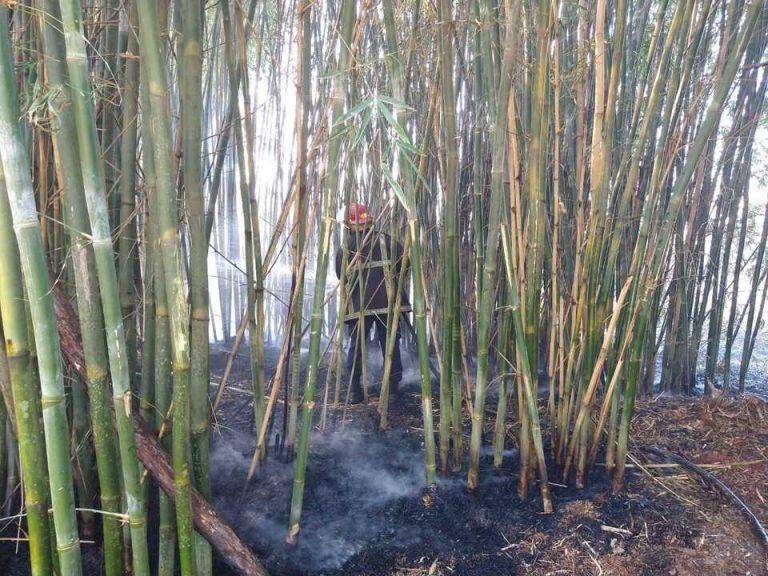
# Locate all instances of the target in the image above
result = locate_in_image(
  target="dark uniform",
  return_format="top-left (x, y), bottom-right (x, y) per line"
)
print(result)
top-left (335, 227), bottom-right (410, 400)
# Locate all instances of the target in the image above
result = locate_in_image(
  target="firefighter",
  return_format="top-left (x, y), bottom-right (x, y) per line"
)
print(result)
top-left (335, 203), bottom-right (410, 403)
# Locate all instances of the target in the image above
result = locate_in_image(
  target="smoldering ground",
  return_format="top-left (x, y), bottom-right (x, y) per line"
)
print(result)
top-left (211, 426), bottom-right (425, 572)
top-left (209, 413), bottom-right (529, 576)
top-left (207, 340), bottom-right (614, 576)
top-left (205, 339), bottom-right (734, 576)
top-left (207, 338), bottom-right (543, 575)
top-left (207, 394), bottom-right (679, 576)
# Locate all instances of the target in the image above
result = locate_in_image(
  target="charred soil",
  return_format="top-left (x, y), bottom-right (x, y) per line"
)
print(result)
top-left (205, 364), bottom-right (768, 576)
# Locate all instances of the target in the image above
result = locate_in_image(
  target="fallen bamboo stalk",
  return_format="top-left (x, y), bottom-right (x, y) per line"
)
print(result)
top-left (640, 445), bottom-right (768, 548)
top-left (53, 284), bottom-right (270, 576)
top-left (132, 415), bottom-right (269, 576)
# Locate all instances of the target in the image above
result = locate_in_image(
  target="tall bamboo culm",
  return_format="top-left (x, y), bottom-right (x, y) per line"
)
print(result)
top-left (0, 8), bottom-right (82, 573)
top-left (179, 0), bottom-right (212, 572)
top-left (135, 0), bottom-right (197, 572)
top-left (56, 0), bottom-right (151, 571)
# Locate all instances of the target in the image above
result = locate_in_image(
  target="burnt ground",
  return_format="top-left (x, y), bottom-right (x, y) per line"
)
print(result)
top-left (208, 382), bottom-right (768, 576)
top-left (1, 342), bottom-right (767, 575)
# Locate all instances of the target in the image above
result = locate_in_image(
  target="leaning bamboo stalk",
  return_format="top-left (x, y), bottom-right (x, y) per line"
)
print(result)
top-left (588, 301), bottom-right (642, 468)
top-left (131, 415), bottom-right (270, 576)
top-left (379, 234), bottom-right (412, 429)
top-left (246, 197), bottom-right (322, 472)
top-left (53, 286), bottom-right (270, 576)
top-left (563, 275), bottom-right (632, 480)
top-left (56, 0), bottom-right (151, 570)
top-left (287, 0), bottom-right (356, 541)
top-left (0, 10), bottom-right (81, 572)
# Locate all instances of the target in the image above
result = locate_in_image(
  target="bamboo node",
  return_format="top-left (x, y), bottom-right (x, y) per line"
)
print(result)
top-left (41, 393), bottom-right (65, 408)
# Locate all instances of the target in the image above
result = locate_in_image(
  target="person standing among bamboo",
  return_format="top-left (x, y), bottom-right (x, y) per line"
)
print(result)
top-left (336, 203), bottom-right (410, 403)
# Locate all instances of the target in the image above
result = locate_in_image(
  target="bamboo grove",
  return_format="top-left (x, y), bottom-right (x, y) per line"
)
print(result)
top-left (0, 0), bottom-right (766, 574)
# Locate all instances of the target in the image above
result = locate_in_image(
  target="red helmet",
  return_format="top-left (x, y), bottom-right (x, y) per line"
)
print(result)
top-left (348, 203), bottom-right (371, 226)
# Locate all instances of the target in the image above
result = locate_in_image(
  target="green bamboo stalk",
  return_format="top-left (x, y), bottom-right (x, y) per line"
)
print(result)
top-left (179, 0), bottom-right (211, 571)
top-left (492, 285), bottom-right (513, 469)
top-left (0, 167), bottom-right (53, 576)
top-left (523, 0), bottom-right (550, 383)
top-left (239, 5), bottom-right (267, 447)
top-left (286, 0), bottom-right (312, 455)
top-left (380, 0), bottom-right (437, 487)
top-left (24, 313), bottom-right (62, 576)
top-left (471, 0), bottom-right (485, 308)
top-left (70, 372), bottom-right (96, 537)
top-left (397, 161), bottom-right (439, 485)
top-left (380, 84), bottom-right (436, 427)
top-left (117, 0), bottom-right (141, 401)
top-left (56, 0), bottom-right (152, 571)
top-left (135, 0), bottom-right (197, 571)
top-left (739, 196), bottom-right (768, 390)
top-left (0, 392), bottom-right (5, 506)
top-left (202, 0), bottom-right (259, 245)
top-left (287, 0), bottom-right (356, 541)
top-left (0, 9), bottom-right (82, 572)
top-left (221, 1), bottom-right (267, 457)
top-left (154, 253), bottom-right (177, 576)
top-left (138, 59), bottom-right (177, 574)
top-left (722, 185), bottom-right (750, 394)
top-left (722, 56), bottom-right (766, 391)
top-left (438, 0), bottom-right (459, 475)
top-left (0, 323), bottom-right (15, 436)
top-left (467, 0), bottom-right (515, 492)
top-left (99, 0), bottom-right (122, 229)
top-left (334, 188), bottom-right (354, 409)
top-left (450, 316), bottom-right (463, 470)
top-left (136, 0), bottom-right (154, 436)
